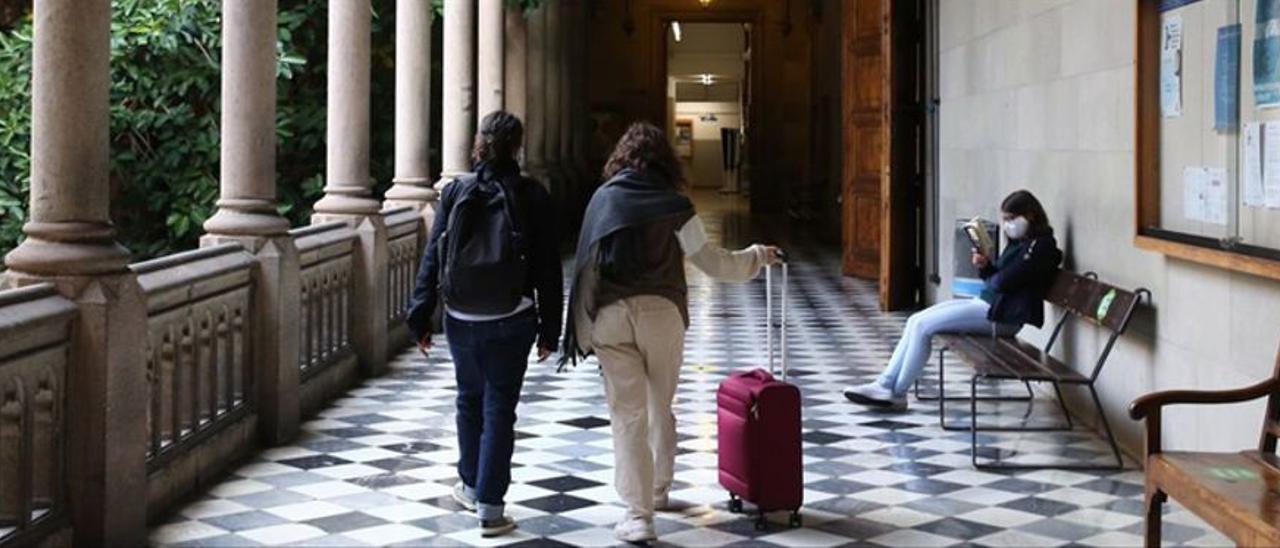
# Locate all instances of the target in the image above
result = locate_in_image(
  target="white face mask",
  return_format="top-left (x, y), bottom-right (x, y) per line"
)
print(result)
top-left (1003, 216), bottom-right (1030, 240)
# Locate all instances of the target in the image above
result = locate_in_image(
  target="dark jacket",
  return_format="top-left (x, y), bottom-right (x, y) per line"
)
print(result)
top-left (595, 212), bottom-right (694, 326)
top-left (560, 168), bottom-right (695, 367)
top-left (979, 230), bottom-right (1062, 329)
top-left (405, 160), bottom-right (563, 350)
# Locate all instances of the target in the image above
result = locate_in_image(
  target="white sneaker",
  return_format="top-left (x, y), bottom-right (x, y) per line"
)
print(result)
top-left (452, 481), bottom-right (477, 512)
top-left (843, 382), bottom-right (908, 411)
top-left (614, 517), bottom-right (657, 543)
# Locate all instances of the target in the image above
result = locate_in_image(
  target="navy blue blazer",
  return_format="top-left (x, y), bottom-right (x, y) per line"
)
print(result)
top-left (979, 231), bottom-right (1062, 329)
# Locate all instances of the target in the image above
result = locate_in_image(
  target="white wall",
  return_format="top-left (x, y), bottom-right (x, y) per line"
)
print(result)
top-left (938, 0), bottom-right (1280, 455)
top-left (675, 101), bottom-right (742, 189)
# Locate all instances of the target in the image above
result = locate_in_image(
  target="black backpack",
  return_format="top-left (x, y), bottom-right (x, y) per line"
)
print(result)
top-left (439, 174), bottom-right (529, 315)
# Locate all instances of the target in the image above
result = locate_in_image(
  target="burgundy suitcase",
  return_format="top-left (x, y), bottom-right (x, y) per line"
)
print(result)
top-left (717, 262), bottom-right (803, 530)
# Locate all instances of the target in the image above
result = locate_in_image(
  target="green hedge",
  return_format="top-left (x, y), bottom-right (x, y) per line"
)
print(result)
top-left (0, 0), bottom-right (407, 260)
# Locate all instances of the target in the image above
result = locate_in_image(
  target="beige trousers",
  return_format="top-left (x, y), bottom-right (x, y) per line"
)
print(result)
top-left (591, 295), bottom-right (686, 522)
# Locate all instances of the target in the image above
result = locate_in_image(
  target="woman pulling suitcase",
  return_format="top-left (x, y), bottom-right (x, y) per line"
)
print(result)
top-left (561, 122), bottom-right (783, 543)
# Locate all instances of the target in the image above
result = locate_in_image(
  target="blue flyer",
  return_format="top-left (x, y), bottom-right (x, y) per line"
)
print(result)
top-left (1216, 24), bottom-right (1241, 131)
top-left (1255, 0), bottom-right (1280, 108)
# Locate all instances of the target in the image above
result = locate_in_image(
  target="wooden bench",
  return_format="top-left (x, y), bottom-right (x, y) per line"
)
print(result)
top-left (1130, 348), bottom-right (1280, 548)
top-left (924, 271), bottom-right (1150, 470)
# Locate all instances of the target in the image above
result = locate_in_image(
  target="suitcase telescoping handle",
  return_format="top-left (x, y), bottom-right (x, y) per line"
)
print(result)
top-left (765, 251), bottom-right (789, 381)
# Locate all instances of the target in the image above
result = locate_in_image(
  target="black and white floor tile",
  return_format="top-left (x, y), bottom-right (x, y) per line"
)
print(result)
top-left (151, 202), bottom-right (1228, 547)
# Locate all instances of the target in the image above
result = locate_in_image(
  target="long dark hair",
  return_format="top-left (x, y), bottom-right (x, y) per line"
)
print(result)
top-left (602, 122), bottom-right (686, 189)
top-left (1001, 190), bottom-right (1052, 237)
top-left (472, 110), bottom-right (523, 165)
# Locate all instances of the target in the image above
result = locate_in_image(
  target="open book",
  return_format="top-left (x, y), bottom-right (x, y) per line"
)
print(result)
top-left (963, 216), bottom-right (997, 259)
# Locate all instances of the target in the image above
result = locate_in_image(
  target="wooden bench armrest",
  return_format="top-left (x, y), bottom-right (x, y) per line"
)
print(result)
top-left (1129, 378), bottom-right (1280, 421)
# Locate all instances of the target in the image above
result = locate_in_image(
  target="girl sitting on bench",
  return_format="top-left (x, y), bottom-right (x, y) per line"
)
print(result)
top-left (843, 190), bottom-right (1063, 411)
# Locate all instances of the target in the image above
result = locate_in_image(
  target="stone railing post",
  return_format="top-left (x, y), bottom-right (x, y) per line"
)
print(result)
top-left (313, 0), bottom-right (389, 377)
top-left (384, 0), bottom-right (438, 237)
top-left (438, 0), bottom-right (476, 188)
top-left (2, 0), bottom-right (147, 544)
top-left (201, 0), bottom-right (301, 446)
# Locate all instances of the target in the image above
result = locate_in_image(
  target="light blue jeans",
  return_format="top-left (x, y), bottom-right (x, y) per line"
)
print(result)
top-left (877, 298), bottom-right (1021, 396)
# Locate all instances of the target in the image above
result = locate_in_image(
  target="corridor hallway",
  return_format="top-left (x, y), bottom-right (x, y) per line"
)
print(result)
top-left (149, 193), bottom-right (1227, 547)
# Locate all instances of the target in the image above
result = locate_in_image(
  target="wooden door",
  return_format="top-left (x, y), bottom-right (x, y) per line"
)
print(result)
top-left (883, 0), bottom-right (927, 310)
top-left (841, 0), bottom-right (887, 280)
top-left (842, 0), bottom-right (927, 310)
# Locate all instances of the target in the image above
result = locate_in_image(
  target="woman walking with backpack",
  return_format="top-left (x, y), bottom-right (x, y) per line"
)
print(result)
top-left (406, 111), bottom-right (562, 538)
top-left (561, 122), bottom-right (782, 543)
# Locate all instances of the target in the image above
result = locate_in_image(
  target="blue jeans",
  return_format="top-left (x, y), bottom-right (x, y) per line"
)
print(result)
top-left (445, 309), bottom-right (536, 520)
top-left (877, 298), bottom-right (1020, 396)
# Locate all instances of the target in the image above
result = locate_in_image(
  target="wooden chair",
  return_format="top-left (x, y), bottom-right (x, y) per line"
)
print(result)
top-left (925, 271), bottom-right (1150, 469)
top-left (1130, 347), bottom-right (1280, 548)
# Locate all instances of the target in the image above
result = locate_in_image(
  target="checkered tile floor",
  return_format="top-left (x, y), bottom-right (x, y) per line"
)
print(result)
top-left (151, 202), bottom-right (1228, 547)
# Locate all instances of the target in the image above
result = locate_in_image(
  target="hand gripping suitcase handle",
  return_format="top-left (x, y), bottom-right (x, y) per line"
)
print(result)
top-left (765, 255), bottom-right (789, 381)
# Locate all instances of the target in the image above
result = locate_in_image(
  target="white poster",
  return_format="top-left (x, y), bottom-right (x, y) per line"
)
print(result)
top-left (1244, 122), bottom-right (1266, 207)
top-left (1162, 14), bottom-right (1184, 117)
top-left (1184, 166), bottom-right (1207, 222)
top-left (1268, 122), bottom-right (1280, 208)
top-left (1204, 167), bottom-right (1229, 225)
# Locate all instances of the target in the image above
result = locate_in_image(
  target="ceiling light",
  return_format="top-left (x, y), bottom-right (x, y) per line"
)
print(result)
top-left (672, 21), bottom-right (682, 42)
top-left (698, 0), bottom-right (712, 7)
top-left (700, 74), bottom-right (714, 86)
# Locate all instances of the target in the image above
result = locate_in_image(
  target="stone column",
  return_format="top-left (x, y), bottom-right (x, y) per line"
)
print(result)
top-left (439, 0), bottom-right (476, 186)
top-left (477, 0), bottom-right (504, 120)
top-left (503, 5), bottom-right (528, 132)
top-left (571, 0), bottom-right (592, 188)
top-left (202, 0), bottom-right (301, 445)
top-left (384, 0), bottom-right (438, 231)
top-left (313, 0), bottom-right (388, 376)
top-left (543, 0), bottom-right (563, 189)
top-left (558, 0), bottom-right (578, 197)
top-left (524, 4), bottom-right (548, 180)
top-left (2, 0), bottom-right (147, 544)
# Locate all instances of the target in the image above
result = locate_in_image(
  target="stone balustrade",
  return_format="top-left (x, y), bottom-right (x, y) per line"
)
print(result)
top-left (384, 207), bottom-right (423, 352)
top-left (131, 244), bottom-right (258, 517)
top-left (0, 284), bottom-right (76, 547)
top-left (291, 222), bottom-right (360, 417)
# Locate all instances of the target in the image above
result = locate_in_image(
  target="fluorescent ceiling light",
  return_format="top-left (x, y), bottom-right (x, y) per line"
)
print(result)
top-left (672, 21), bottom-right (682, 42)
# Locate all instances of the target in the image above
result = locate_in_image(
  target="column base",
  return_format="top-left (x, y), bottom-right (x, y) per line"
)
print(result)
top-left (434, 170), bottom-right (474, 191)
top-left (203, 203), bottom-right (291, 237)
top-left (313, 188), bottom-right (382, 216)
top-left (3, 223), bottom-right (131, 277)
top-left (385, 177), bottom-right (440, 204)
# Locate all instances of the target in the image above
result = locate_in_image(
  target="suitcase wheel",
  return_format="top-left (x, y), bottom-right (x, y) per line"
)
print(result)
top-left (754, 516), bottom-right (768, 531)
top-left (788, 511), bottom-right (802, 528)
top-left (728, 496), bottom-right (743, 514)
